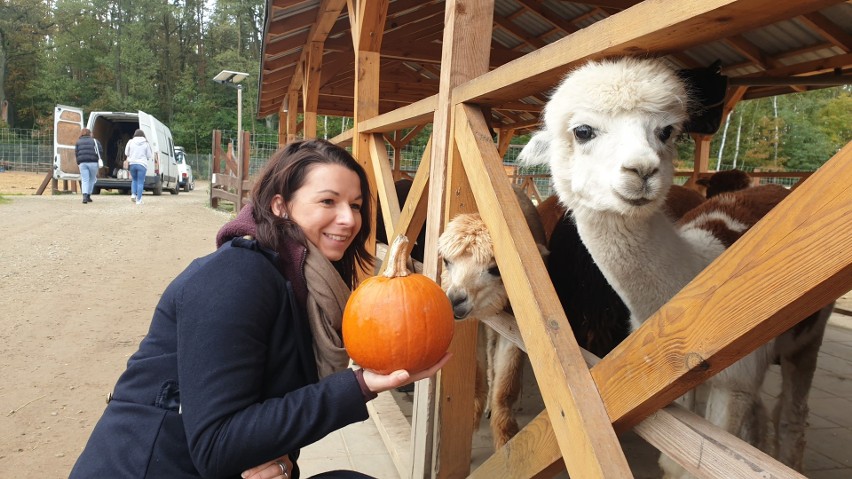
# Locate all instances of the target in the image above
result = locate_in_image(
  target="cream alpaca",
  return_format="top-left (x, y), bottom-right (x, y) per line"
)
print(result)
top-left (520, 56), bottom-right (829, 476)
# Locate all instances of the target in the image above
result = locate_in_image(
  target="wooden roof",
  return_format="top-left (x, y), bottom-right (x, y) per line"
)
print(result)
top-left (258, 0), bottom-right (852, 127)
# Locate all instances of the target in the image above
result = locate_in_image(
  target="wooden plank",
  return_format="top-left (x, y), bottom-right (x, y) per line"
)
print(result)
top-left (453, 0), bottom-right (843, 106)
top-left (35, 170), bottom-right (53, 195)
top-left (455, 102), bottom-right (632, 478)
top-left (634, 404), bottom-right (807, 479)
top-left (593, 140), bottom-right (852, 430)
top-left (357, 95), bottom-right (437, 134)
top-left (416, 2), bottom-right (496, 478)
top-left (211, 189), bottom-right (239, 204)
top-left (352, 49), bottom-right (382, 161)
top-left (473, 312), bottom-right (806, 479)
top-left (301, 41), bottom-right (324, 139)
top-left (285, 0), bottom-right (346, 96)
top-left (366, 391), bottom-right (412, 479)
top-left (379, 137), bottom-right (432, 276)
top-left (468, 410), bottom-right (564, 479)
top-left (286, 94), bottom-right (299, 143)
top-left (328, 128), bottom-right (354, 146)
top-left (368, 134), bottom-right (401, 245)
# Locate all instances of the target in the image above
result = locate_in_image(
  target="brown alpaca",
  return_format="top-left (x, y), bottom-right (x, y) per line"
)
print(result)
top-left (438, 186), bottom-right (547, 449)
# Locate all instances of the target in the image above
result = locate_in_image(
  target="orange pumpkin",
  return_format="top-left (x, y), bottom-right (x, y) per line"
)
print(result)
top-left (343, 235), bottom-right (454, 374)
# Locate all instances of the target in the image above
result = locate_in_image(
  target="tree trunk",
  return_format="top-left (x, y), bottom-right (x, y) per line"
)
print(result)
top-left (716, 111), bottom-right (732, 170)
top-left (772, 96), bottom-right (779, 167)
top-left (733, 109), bottom-right (743, 169)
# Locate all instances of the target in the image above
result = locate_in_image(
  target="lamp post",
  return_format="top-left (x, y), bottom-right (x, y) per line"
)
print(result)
top-left (212, 70), bottom-right (250, 166)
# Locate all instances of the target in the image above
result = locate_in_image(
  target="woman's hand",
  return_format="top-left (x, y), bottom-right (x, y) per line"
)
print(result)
top-left (362, 352), bottom-right (453, 394)
top-left (241, 454), bottom-right (293, 479)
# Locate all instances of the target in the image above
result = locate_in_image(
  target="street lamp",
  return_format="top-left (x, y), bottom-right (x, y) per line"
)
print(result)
top-left (212, 70), bottom-right (250, 166)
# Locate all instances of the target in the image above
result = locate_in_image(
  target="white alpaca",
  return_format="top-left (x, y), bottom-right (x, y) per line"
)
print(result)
top-left (437, 187), bottom-right (548, 449)
top-left (520, 57), bottom-right (829, 476)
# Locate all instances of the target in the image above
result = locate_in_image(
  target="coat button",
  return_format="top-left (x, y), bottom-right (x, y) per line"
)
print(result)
top-left (105, 392), bottom-right (113, 404)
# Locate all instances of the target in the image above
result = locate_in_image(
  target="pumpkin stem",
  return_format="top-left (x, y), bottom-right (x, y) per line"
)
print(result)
top-left (384, 235), bottom-right (411, 278)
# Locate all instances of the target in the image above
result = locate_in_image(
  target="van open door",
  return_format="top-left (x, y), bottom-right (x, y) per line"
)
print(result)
top-left (53, 105), bottom-right (84, 180)
top-left (137, 110), bottom-right (159, 174)
top-left (138, 109), bottom-right (179, 194)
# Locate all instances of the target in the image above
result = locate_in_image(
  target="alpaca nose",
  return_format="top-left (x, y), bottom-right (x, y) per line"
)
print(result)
top-left (622, 165), bottom-right (658, 181)
top-left (447, 291), bottom-right (471, 319)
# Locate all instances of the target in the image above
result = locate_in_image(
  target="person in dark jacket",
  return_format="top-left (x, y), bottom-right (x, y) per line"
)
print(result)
top-left (75, 128), bottom-right (104, 204)
top-left (69, 139), bottom-right (451, 479)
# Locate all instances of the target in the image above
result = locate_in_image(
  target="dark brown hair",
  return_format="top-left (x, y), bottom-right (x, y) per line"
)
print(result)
top-left (133, 129), bottom-right (146, 138)
top-left (79, 128), bottom-right (92, 137)
top-left (251, 139), bottom-right (374, 287)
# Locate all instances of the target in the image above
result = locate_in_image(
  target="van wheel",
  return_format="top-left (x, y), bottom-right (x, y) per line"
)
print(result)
top-left (93, 187), bottom-right (101, 195)
top-left (153, 178), bottom-right (163, 196)
top-left (182, 183), bottom-right (189, 192)
top-left (170, 185), bottom-right (179, 195)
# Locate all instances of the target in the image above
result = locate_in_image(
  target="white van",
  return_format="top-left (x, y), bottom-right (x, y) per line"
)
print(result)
top-left (53, 105), bottom-right (180, 195)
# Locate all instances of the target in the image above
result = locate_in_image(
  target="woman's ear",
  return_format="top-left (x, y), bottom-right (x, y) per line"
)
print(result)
top-left (271, 194), bottom-right (288, 218)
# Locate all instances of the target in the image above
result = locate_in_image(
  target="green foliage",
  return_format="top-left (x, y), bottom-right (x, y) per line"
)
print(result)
top-left (2, 0), bottom-right (266, 152)
top-left (707, 88), bottom-right (851, 171)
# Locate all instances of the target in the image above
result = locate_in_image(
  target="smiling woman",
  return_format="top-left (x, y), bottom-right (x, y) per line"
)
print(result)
top-left (68, 139), bottom-right (452, 479)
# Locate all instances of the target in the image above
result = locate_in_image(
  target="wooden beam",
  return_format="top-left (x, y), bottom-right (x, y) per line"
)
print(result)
top-left (286, 0), bottom-right (346, 95)
top-left (368, 134), bottom-right (401, 246)
top-left (302, 41), bottom-right (324, 138)
top-left (593, 140), bottom-right (852, 430)
top-left (467, 328), bottom-right (806, 479)
top-left (409, 2), bottom-right (497, 477)
top-left (455, 102), bottom-right (633, 478)
top-left (799, 12), bottom-right (852, 52)
top-left (357, 95), bottom-right (437, 134)
top-left (379, 138), bottom-right (432, 276)
top-left (453, 0), bottom-right (843, 106)
top-left (286, 94), bottom-right (298, 143)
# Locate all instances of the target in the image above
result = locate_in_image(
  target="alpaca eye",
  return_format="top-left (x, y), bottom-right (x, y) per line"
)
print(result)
top-left (487, 265), bottom-right (500, 277)
top-left (442, 258), bottom-right (451, 269)
top-left (658, 125), bottom-right (674, 142)
top-left (573, 125), bottom-right (596, 143)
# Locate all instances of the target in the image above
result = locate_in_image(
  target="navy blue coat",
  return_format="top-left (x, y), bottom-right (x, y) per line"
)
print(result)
top-left (75, 136), bottom-right (103, 164)
top-left (70, 237), bottom-right (369, 479)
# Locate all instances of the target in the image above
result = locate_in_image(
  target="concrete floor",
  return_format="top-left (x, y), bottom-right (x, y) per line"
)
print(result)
top-left (299, 307), bottom-right (852, 479)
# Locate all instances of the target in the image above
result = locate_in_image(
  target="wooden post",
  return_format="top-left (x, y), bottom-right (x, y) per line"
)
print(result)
top-left (210, 129), bottom-right (221, 209)
top-left (287, 93), bottom-right (299, 143)
top-left (412, 1), bottom-right (496, 477)
top-left (302, 41), bottom-right (323, 139)
top-left (278, 110), bottom-right (287, 148)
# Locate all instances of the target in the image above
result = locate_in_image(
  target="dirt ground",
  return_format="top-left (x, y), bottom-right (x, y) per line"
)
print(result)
top-left (0, 171), bottom-right (232, 476)
top-left (1, 171), bottom-right (850, 477)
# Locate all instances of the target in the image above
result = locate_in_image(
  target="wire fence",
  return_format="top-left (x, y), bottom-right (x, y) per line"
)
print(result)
top-left (0, 128), bottom-right (54, 173)
top-left (0, 127), bottom-right (813, 193)
top-left (0, 128), bottom-right (282, 181)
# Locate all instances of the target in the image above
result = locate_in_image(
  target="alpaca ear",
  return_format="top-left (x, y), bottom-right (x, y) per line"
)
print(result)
top-left (518, 129), bottom-right (553, 166)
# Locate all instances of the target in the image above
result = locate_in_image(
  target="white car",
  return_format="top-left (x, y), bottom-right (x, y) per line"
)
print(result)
top-left (174, 146), bottom-right (194, 192)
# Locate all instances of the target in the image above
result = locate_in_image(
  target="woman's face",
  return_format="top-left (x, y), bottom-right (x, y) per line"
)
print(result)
top-left (280, 164), bottom-right (363, 261)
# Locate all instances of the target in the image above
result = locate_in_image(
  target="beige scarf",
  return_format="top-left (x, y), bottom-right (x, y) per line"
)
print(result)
top-left (303, 242), bottom-right (352, 378)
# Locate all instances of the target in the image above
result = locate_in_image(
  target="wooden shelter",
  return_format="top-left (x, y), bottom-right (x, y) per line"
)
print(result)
top-left (258, 1), bottom-right (852, 478)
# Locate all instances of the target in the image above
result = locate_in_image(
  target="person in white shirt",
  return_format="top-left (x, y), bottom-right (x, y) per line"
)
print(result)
top-left (124, 129), bottom-right (153, 204)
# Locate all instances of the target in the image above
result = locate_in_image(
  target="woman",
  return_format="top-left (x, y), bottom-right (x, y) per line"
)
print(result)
top-left (74, 128), bottom-right (103, 204)
top-left (70, 139), bottom-right (450, 479)
top-left (124, 128), bottom-right (152, 204)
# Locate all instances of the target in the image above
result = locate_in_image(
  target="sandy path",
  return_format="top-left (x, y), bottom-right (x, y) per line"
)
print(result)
top-left (0, 177), bottom-right (231, 476)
